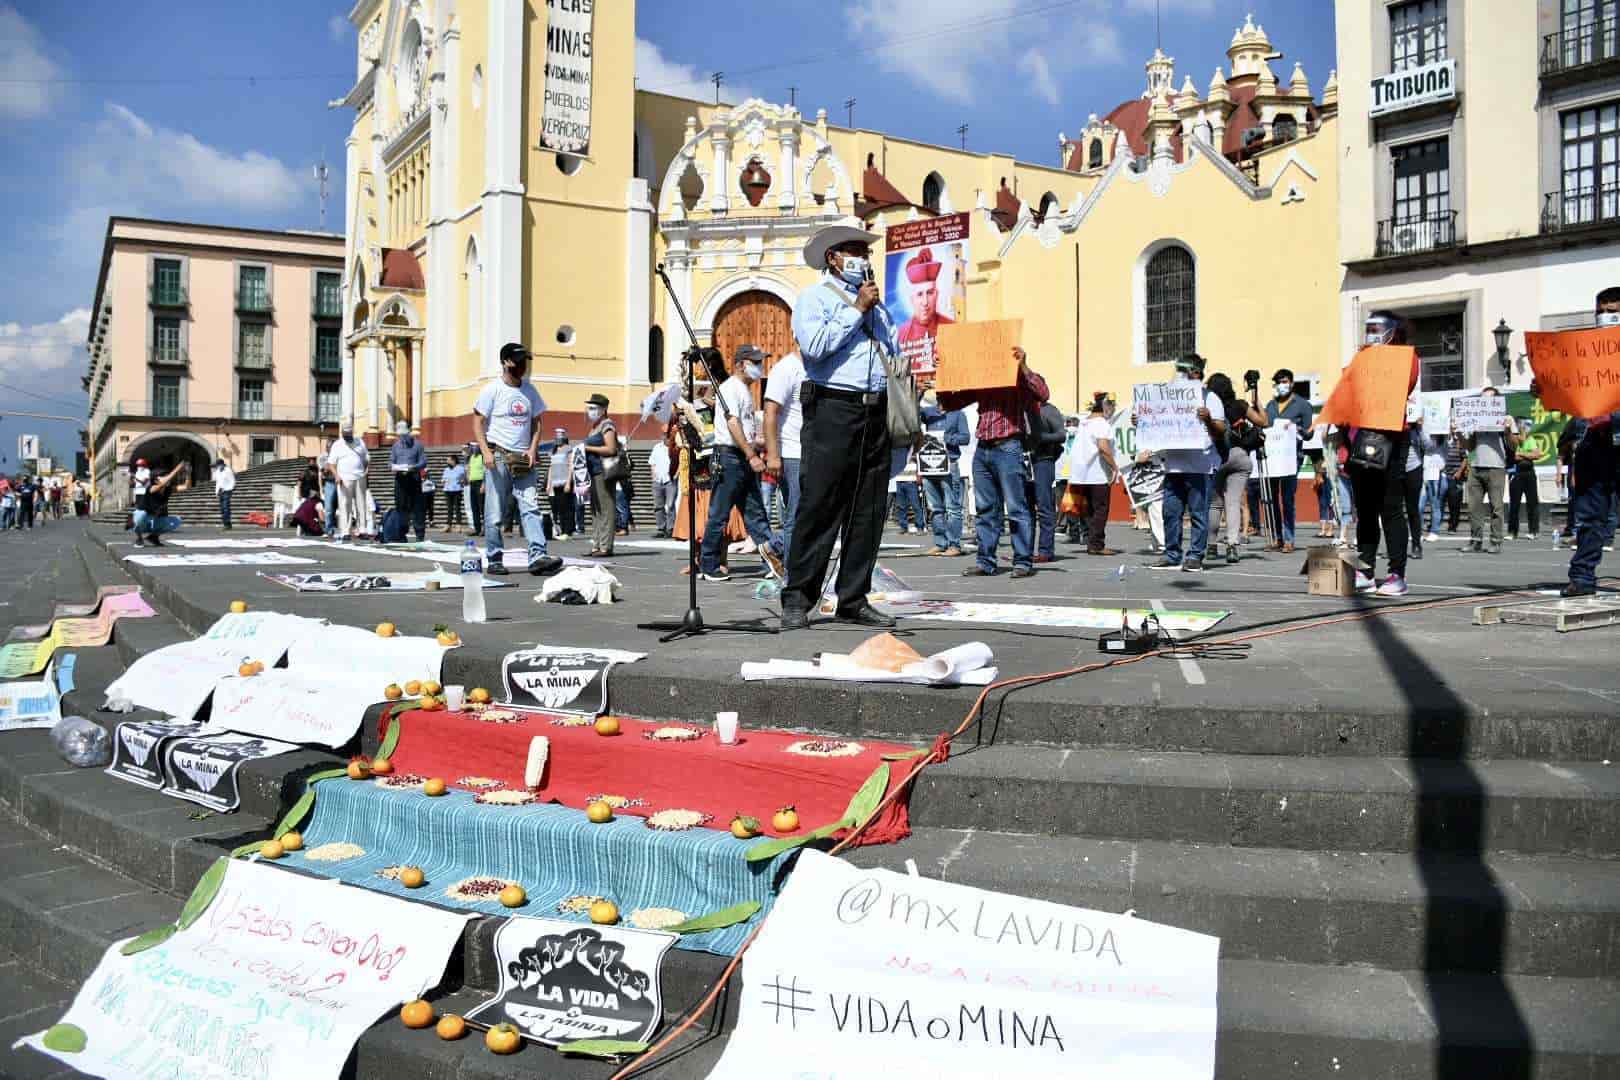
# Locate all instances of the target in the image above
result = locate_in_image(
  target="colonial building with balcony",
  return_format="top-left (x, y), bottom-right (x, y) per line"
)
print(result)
top-left (1337, 0), bottom-right (1620, 390)
top-left (85, 218), bottom-right (345, 508)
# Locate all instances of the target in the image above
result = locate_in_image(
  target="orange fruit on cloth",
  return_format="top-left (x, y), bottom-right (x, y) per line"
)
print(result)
top-left (404, 680), bottom-right (423, 696)
top-left (423, 778), bottom-right (447, 797)
top-left (593, 716), bottom-right (621, 737)
top-left (376, 622), bottom-right (397, 637)
top-left (260, 839), bottom-right (285, 859)
top-left (383, 684), bottom-right (404, 700)
top-left (586, 801), bottom-right (613, 824)
top-left (772, 806), bottom-right (800, 833)
top-left (589, 899), bottom-right (619, 925)
top-left (730, 815), bottom-right (761, 839)
top-left (423, 680), bottom-right (443, 695)
top-left (468, 687), bottom-right (492, 704)
top-left (279, 831), bottom-right (303, 852)
top-left (347, 760), bottom-right (372, 780)
top-left (484, 1022), bottom-right (521, 1054)
top-left (400, 1000), bottom-right (434, 1029)
top-left (371, 757), bottom-right (395, 776)
top-left (400, 866), bottom-right (425, 889)
top-left (498, 884), bottom-right (527, 908)
top-left (435, 1015), bottom-right (466, 1040)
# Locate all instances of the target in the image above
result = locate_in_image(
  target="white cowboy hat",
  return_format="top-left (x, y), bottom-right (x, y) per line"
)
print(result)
top-left (803, 222), bottom-right (880, 270)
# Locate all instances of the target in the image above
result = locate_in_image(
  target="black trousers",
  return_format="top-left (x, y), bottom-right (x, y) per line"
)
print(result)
top-left (1350, 432), bottom-right (1412, 580)
top-left (783, 391), bottom-right (890, 615)
top-left (1444, 475), bottom-right (1464, 530)
top-left (393, 472), bottom-right (425, 540)
top-left (469, 480), bottom-right (484, 533)
top-left (1507, 468), bottom-right (1540, 536)
top-left (1403, 466), bottom-right (1423, 547)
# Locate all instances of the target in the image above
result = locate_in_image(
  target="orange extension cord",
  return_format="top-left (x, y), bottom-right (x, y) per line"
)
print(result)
top-left (608, 581), bottom-right (1591, 1079)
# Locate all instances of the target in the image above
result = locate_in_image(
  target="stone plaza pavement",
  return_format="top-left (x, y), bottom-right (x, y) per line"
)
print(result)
top-left (0, 518), bottom-right (1616, 1077)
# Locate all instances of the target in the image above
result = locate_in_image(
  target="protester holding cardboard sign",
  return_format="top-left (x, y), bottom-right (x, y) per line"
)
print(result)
top-left (1533, 287), bottom-right (1620, 596)
top-left (1459, 387), bottom-right (1518, 554)
top-left (937, 345), bottom-right (1050, 579)
top-left (1135, 354), bottom-right (1225, 573)
top-left (1333, 313), bottom-right (1422, 597)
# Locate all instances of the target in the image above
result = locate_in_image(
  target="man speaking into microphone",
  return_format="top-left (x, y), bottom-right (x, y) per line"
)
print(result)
top-left (779, 222), bottom-right (900, 631)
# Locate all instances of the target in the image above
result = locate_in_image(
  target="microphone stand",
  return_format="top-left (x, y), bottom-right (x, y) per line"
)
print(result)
top-left (1248, 384), bottom-right (1280, 546)
top-left (637, 263), bottom-right (777, 642)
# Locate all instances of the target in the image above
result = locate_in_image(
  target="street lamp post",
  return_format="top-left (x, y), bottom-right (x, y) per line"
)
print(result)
top-left (1493, 318), bottom-right (1514, 382)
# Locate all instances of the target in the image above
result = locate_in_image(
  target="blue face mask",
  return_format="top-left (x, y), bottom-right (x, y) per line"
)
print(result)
top-left (837, 255), bottom-right (868, 286)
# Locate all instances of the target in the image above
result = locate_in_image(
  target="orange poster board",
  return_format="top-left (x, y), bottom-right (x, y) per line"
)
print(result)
top-left (932, 320), bottom-right (1023, 393)
top-left (1317, 345), bottom-right (1415, 431)
top-left (1526, 327), bottom-right (1620, 419)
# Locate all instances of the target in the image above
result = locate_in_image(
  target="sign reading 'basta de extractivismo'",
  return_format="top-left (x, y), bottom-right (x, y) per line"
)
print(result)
top-left (541, 0), bottom-right (594, 155)
top-left (707, 849), bottom-right (1220, 1080)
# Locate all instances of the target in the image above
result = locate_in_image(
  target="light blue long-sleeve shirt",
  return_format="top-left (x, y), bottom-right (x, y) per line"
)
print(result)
top-left (790, 272), bottom-right (900, 393)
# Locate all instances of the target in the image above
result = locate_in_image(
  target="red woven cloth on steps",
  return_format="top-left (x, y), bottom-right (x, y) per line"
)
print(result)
top-left (379, 708), bottom-right (926, 847)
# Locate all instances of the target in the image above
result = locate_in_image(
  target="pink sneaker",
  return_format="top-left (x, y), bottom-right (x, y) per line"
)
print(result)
top-left (1376, 574), bottom-right (1408, 597)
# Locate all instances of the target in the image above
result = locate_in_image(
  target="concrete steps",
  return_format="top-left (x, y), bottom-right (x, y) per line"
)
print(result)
top-left (0, 531), bottom-right (1615, 1076)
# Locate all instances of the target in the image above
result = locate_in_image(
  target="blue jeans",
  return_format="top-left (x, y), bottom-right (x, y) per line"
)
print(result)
top-left (483, 458), bottom-right (548, 567)
top-left (615, 485), bottom-right (633, 530)
top-left (132, 510), bottom-right (180, 536)
top-left (0, 506), bottom-right (13, 530)
top-left (322, 479), bottom-right (337, 536)
top-left (893, 482), bottom-right (924, 530)
top-left (1316, 476), bottom-right (1333, 520)
top-left (1270, 474), bottom-right (1298, 543)
top-left (778, 458), bottom-right (802, 566)
top-left (1031, 457), bottom-right (1058, 557)
top-left (1162, 472), bottom-right (1212, 564)
top-left (972, 440), bottom-right (1033, 572)
top-left (922, 472), bottom-right (963, 550)
top-left (219, 490), bottom-right (233, 529)
top-left (1569, 437), bottom-right (1617, 589)
top-left (1421, 477), bottom-right (1447, 534)
top-left (701, 447), bottom-right (776, 574)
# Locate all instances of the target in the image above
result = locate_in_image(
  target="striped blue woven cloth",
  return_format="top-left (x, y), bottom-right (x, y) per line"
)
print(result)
top-left (282, 778), bottom-right (789, 955)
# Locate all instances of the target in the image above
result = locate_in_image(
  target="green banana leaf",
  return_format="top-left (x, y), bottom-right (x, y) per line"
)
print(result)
top-left (119, 923), bottom-right (177, 956)
top-left (377, 714), bottom-right (404, 760)
top-left (176, 858), bottom-right (227, 930)
top-left (841, 763), bottom-right (890, 829)
top-left (666, 901), bottom-right (761, 934)
top-left (744, 817), bottom-right (851, 863)
top-left (557, 1039), bottom-right (650, 1059)
top-left (231, 839), bottom-right (268, 859)
top-left (881, 748), bottom-right (928, 762)
top-left (273, 789), bottom-right (316, 839)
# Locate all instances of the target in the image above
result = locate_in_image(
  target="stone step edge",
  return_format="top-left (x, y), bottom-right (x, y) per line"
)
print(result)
top-left (83, 529), bottom-right (1620, 762)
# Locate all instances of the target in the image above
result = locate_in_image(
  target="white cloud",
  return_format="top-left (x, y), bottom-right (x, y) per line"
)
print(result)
top-left (0, 5), bottom-right (61, 118)
top-left (72, 103), bottom-right (305, 213)
top-left (634, 37), bottom-right (757, 104)
top-left (328, 14), bottom-right (349, 43)
top-left (1018, 50), bottom-right (1060, 107)
top-left (0, 309), bottom-right (91, 414)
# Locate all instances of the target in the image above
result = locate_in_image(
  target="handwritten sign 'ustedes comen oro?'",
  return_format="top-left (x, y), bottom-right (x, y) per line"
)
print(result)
top-left (19, 859), bottom-right (469, 1080)
top-left (707, 850), bottom-right (1219, 1080)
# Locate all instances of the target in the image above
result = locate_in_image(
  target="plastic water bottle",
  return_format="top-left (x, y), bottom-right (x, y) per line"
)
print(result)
top-left (1552, 528), bottom-right (1563, 550)
top-left (461, 540), bottom-right (486, 623)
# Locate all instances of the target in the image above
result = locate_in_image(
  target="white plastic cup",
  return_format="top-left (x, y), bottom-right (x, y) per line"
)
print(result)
top-left (444, 685), bottom-right (466, 712)
top-left (716, 711), bottom-right (739, 745)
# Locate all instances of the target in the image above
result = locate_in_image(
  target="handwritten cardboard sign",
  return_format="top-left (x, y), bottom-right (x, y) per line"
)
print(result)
top-left (467, 916), bottom-right (676, 1047)
top-left (1449, 393), bottom-right (1508, 435)
top-left (933, 320), bottom-right (1023, 393)
top-left (707, 849), bottom-right (1219, 1079)
top-left (103, 612), bottom-right (317, 719)
top-left (21, 859), bottom-right (469, 1080)
top-left (1317, 345), bottom-right (1415, 431)
top-left (1132, 381), bottom-right (1209, 452)
top-left (1526, 326), bottom-right (1620, 419)
top-left (210, 669), bottom-right (386, 748)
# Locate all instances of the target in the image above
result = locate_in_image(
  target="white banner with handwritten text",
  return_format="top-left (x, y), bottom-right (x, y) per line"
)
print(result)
top-left (708, 849), bottom-right (1219, 1079)
top-left (1133, 381), bottom-right (1210, 452)
top-left (19, 859), bottom-right (468, 1080)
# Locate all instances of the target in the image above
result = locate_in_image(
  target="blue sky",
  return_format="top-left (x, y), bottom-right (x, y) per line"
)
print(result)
top-left (0, 0), bottom-right (1334, 468)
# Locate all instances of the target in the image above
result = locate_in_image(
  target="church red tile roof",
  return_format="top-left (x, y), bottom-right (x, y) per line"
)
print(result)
top-left (992, 182), bottom-right (1022, 232)
top-left (862, 166), bottom-right (910, 208)
top-left (379, 247), bottom-right (424, 290)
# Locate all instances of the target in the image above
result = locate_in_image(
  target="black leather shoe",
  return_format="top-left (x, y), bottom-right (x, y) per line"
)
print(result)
top-left (780, 607), bottom-right (810, 631)
top-left (961, 566), bottom-right (995, 577)
top-left (485, 561), bottom-right (509, 576)
top-left (835, 605), bottom-right (896, 628)
top-left (1561, 582), bottom-right (1596, 598)
top-left (529, 556), bottom-right (565, 576)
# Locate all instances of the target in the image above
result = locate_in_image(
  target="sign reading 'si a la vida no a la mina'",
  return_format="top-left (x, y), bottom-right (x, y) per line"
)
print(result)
top-left (1370, 57), bottom-right (1457, 118)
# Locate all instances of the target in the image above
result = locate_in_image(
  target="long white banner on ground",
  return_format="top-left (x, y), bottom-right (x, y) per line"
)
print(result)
top-left (18, 859), bottom-right (469, 1080)
top-left (707, 849), bottom-right (1220, 1079)
top-left (103, 612), bottom-right (319, 719)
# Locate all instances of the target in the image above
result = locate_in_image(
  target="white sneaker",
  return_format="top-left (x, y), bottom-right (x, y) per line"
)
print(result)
top-left (1423, 532), bottom-right (1439, 543)
top-left (1354, 571), bottom-right (1376, 591)
top-left (1376, 574), bottom-right (1409, 597)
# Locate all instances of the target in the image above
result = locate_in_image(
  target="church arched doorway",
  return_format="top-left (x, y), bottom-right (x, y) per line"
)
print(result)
top-left (710, 290), bottom-right (794, 409)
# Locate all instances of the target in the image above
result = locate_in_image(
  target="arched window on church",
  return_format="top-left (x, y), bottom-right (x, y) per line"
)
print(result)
top-left (464, 238), bottom-right (482, 351)
top-left (1088, 140), bottom-right (1104, 169)
top-left (922, 172), bottom-right (945, 212)
top-left (1144, 245), bottom-right (1196, 365)
top-left (648, 326), bottom-right (665, 385)
top-left (1273, 115), bottom-right (1298, 145)
top-left (1035, 192), bottom-right (1059, 223)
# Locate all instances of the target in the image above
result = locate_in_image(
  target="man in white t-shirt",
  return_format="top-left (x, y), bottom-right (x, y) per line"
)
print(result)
top-left (763, 350), bottom-right (806, 564)
top-left (211, 459), bottom-right (237, 530)
top-left (1070, 393), bottom-right (1120, 555)
top-left (699, 345), bottom-right (784, 581)
top-left (1150, 354), bottom-right (1227, 573)
top-left (648, 439), bottom-right (676, 537)
top-left (475, 342), bottom-right (562, 576)
top-left (325, 420), bottom-right (371, 539)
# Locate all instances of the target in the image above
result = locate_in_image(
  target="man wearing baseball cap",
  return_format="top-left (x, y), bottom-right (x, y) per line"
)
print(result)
top-left (474, 342), bottom-right (562, 575)
top-left (780, 222), bottom-right (900, 630)
top-left (699, 344), bottom-right (784, 581)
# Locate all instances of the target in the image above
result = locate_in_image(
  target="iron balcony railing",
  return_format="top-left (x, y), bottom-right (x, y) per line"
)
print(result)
top-left (95, 399), bottom-right (332, 423)
top-left (313, 347), bottom-right (343, 374)
top-left (1375, 211), bottom-right (1460, 257)
top-left (235, 345), bottom-right (273, 370)
top-left (314, 292), bottom-right (344, 319)
top-left (235, 288), bottom-right (273, 314)
top-left (148, 284), bottom-right (188, 308)
top-left (1542, 185), bottom-right (1620, 233)
top-left (1542, 17), bottom-right (1620, 76)
top-left (148, 346), bottom-right (188, 368)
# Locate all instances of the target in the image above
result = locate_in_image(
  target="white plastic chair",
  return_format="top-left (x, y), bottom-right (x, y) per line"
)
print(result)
top-left (270, 483), bottom-right (298, 529)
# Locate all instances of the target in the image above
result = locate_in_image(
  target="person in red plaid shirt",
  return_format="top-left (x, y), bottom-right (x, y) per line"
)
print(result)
top-left (937, 346), bottom-right (1050, 578)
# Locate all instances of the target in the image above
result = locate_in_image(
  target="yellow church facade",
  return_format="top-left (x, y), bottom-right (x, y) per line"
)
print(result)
top-left (335, 2), bottom-right (1342, 443)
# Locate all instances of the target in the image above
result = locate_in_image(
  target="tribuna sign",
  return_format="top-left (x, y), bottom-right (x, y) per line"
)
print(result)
top-left (1370, 57), bottom-right (1457, 118)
